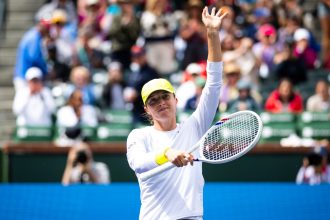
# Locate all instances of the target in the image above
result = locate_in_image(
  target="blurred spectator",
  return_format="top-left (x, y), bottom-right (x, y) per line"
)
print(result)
top-left (273, 41), bottom-right (307, 85)
top-left (292, 28), bottom-right (318, 69)
top-left (101, 61), bottom-right (126, 110)
top-left (219, 62), bottom-right (241, 112)
top-left (36, 0), bottom-right (77, 25)
top-left (65, 66), bottom-right (96, 105)
top-left (78, 0), bottom-right (105, 36)
top-left (72, 26), bottom-right (106, 73)
top-left (252, 23), bottom-right (281, 79)
top-left (179, 0), bottom-right (207, 70)
top-left (12, 67), bottom-right (56, 126)
top-left (276, 0), bottom-right (303, 29)
top-left (306, 80), bottom-right (330, 112)
top-left (140, 0), bottom-right (178, 74)
top-left (57, 89), bottom-right (99, 128)
top-left (50, 9), bottom-right (75, 62)
top-left (264, 78), bottom-right (303, 113)
top-left (124, 45), bottom-right (159, 125)
top-left (223, 37), bottom-right (259, 87)
top-left (295, 145), bottom-right (330, 184)
top-left (277, 15), bottom-right (301, 48)
top-left (184, 76), bottom-right (206, 111)
top-left (318, 0), bottom-right (330, 69)
top-left (62, 142), bottom-right (110, 184)
top-left (314, 147), bottom-right (330, 183)
top-left (227, 79), bottom-right (261, 112)
top-left (296, 152), bottom-right (323, 185)
top-left (35, 0), bottom-right (78, 42)
top-left (47, 41), bottom-right (72, 82)
top-left (107, 0), bottom-right (140, 70)
top-left (14, 19), bottom-right (52, 90)
top-left (176, 62), bottom-right (203, 110)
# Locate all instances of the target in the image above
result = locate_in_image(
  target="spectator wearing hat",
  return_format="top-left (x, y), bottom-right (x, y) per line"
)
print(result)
top-left (292, 28), bottom-right (318, 69)
top-left (222, 37), bottom-right (259, 87)
top-left (36, 0), bottom-right (77, 27)
top-left (107, 0), bottom-right (140, 70)
top-left (219, 62), bottom-right (241, 112)
top-left (176, 62), bottom-right (203, 110)
top-left (124, 45), bottom-right (159, 126)
top-left (252, 23), bottom-right (282, 79)
top-left (48, 9), bottom-right (75, 76)
top-left (101, 61), bottom-right (126, 110)
top-left (264, 78), bottom-right (303, 114)
top-left (226, 79), bottom-right (261, 113)
top-left (13, 18), bottom-right (52, 90)
top-left (306, 80), bottom-right (330, 112)
top-left (12, 67), bottom-right (56, 126)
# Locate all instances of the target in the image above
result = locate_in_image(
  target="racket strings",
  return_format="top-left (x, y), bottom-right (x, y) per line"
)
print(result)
top-left (202, 114), bottom-right (260, 161)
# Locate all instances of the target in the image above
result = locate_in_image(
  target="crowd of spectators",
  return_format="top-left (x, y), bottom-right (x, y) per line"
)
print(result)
top-left (8, 0), bottom-right (330, 186)
top-left (12, 0), bottom-right (330, 131)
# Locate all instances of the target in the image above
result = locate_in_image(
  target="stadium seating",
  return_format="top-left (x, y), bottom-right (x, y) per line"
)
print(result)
top-left (260, 112), bottom-right (297, 142)
top-left (13, 126), bottom-right (53, 142)
top-left (96, 110), bottom-right (133, 141)
top-left (298, 111), bottom-right (330, 140)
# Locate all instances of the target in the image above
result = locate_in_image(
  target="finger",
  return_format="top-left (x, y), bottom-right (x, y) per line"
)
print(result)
top-left (174, 158), bottom-right (183, 167)
top-left (211, 7), bottom-right (216, 16)
top-left (202, 6), bottom-right (208, 17)
top-left (216, 8), bottom-right (222, 17)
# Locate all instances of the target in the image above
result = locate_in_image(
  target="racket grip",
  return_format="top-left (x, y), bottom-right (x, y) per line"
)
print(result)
top-left (139, 162), bottom-right (176, 181)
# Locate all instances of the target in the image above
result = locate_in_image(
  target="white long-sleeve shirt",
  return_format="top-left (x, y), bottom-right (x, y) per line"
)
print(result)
top-left (13, 87), bottom-right (56, 126)
top-left (127, 62), bottom-right (223, 220)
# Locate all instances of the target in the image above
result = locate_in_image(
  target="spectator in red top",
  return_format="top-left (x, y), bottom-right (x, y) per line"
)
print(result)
top-left (264, 78), bottom-right (303, 113)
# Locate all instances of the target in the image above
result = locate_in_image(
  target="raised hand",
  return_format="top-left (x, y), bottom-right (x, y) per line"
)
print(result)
top-left (202, 6), bottom-right (228, 32)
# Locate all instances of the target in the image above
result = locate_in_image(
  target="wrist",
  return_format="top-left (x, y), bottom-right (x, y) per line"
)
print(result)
top-left (155, 147), bottom-right (170, 165)
top-left (206, 29), bottom-right (219, 36)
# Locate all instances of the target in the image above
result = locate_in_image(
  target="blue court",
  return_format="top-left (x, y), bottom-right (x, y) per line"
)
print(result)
top-left (0, 183), bottom-right (329, 220)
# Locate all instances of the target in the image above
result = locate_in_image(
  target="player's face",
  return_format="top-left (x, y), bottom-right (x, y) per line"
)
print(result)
top-left (144, 91), bottom-right (177, 120)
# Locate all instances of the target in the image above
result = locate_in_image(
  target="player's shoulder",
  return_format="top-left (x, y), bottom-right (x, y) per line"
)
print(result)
top-left (128, 126), bottom-right (152, 138)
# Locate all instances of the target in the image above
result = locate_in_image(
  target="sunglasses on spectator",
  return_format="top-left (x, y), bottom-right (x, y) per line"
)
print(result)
top-left (146, 92), bottom-right (173, 107)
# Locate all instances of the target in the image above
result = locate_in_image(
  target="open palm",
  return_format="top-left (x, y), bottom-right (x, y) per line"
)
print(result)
top-left (202, 7), bottom-right (228, 31)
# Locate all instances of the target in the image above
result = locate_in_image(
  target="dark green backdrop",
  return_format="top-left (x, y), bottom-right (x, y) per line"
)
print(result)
top-left (1, 151), bottom-right (304, 183)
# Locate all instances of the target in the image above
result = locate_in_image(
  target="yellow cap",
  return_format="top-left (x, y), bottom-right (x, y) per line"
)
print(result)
top-left (141, 78), bottom-right (175, 104)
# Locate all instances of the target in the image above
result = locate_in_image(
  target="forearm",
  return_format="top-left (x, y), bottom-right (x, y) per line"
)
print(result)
top-left (206, 30), bottom-right (222, 62)
top-left (61, 165), bottom-right (73, 185)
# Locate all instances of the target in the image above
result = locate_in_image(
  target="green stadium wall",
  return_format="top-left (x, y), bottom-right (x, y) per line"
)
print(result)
top-left (2, 152), bottom-right (304, 182)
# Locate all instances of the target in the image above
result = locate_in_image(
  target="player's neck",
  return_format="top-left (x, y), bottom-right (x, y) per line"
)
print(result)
top-left (153, 118), bottom-right (177, 131)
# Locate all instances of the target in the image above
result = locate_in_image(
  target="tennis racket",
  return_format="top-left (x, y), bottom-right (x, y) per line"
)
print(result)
top-left (140, 110), bottom-right (263, 181)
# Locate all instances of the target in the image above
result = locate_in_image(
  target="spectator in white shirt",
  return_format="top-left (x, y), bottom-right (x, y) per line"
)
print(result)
top-left (306, 80), bottom-right (330, 112)
top-left (57, 89), bottom-right (99, 128)
top-left (12, 67), bottom-right (56, 126)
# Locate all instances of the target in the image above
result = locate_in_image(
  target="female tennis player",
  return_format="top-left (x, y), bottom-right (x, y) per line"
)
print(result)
top-left (127, 6), bottom-right (227, 220)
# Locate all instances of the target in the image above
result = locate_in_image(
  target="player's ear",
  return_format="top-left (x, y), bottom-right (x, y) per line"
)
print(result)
top-left (144, 105), bottom-right (150, 115)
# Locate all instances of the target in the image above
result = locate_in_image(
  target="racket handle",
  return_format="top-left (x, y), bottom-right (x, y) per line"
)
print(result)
top-left (139, 162), bottom-right (176, 181)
